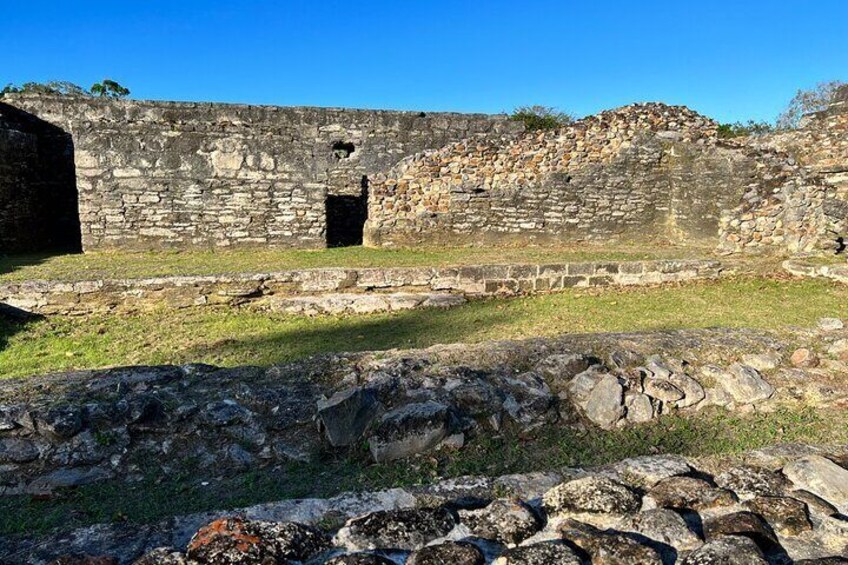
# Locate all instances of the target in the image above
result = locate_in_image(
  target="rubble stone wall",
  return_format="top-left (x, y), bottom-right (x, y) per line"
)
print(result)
top-left (365, 104), bottom-right (763, 248)
top-left (722, 85), bottom-right (848, 254)
top-left (1, 94), bottom-right (515, 251)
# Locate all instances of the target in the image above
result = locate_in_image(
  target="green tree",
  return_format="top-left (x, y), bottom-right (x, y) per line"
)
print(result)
top-left (90, 79), bottom-right (130, 98)
top-left (1, 81), bottom-right (89, 96)
top-left (510, 105), bottom-right (574, 131)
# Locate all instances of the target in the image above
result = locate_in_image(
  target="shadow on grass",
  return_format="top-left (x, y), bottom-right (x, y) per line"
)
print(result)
top-left (181, 301), bottom-right (520, 367)
top-left (0, 303), bottom-right (44, 357)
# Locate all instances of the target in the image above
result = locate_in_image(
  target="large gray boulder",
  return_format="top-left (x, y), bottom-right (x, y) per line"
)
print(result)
top-left (334, 507), bottom-right (457, 551)
top-left (583, 374), bottom-right (625, 428)
top-left (543, 475), bottom-right (640, 515)
top-left (317, 387), bottom-right (383, 447)
top-left (459, 497), bottom-right (543, 546)
top-left (715, 364), bottom-right (774, 404)
top-left (367, 401), bottom-right (456, 463)
top-left (783, 455), bottom-right (848, 513)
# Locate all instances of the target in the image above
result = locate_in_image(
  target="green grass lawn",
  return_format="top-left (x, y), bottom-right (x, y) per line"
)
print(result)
top-left (0, 243), bottom-right (715, 282)
top-left (2, 406), bottom-right (844, 537)
top-left (2, 276), bottom-right (845, 379)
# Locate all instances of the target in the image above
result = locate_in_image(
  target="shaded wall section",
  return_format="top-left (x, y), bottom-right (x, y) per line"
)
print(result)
top-left (0, 102), bottom-right (80, 253)
top-left (2, 94), bottom-right (516, 251)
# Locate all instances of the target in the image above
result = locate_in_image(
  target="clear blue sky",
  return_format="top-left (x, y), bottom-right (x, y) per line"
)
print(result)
top-left (2, 1), bottom-right (846, 123)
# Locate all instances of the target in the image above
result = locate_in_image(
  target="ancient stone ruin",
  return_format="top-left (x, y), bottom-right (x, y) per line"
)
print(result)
top-left (1, 86), bottom-right (846, 255)
top-left (2, 87), bottom-right (848, 564)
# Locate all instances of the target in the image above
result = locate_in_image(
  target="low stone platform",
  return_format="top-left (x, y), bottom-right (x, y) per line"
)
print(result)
top-left (5, 444), bottom-right (848, 563)
top-left (1, 323), bottom-right (846, 502)
top-left (784, 259), bottom-right (848, 284)
top-left (0, 259), bottom-right (722, 315)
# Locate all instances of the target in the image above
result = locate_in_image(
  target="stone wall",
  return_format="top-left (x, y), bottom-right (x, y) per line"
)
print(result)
top-left (721, 85), bottom-right (848, 255)
top-left (365, 104), bottom-right (767, 247)
top-left (1, 94), bottom-right (516, 251)
top-left (0, 259), bottom-right (722, 315)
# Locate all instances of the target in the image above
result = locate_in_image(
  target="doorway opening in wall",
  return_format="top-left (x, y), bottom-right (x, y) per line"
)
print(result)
top-left (325, 176), bottom-right (368, 247)
top-left (0, 103), bottom-right (82, 257)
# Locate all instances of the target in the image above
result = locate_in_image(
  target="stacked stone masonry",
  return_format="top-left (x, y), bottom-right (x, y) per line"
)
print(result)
top-left (0, 94), bottom-right (516, 252)
top-left (1, 89), bottom-right (846, 255)
top-left (366, 100), bottom-right (845, 255)
top-left (0, 259), bottom-right (722, 315)
top-left (731, 84), bottom-right (848, 254)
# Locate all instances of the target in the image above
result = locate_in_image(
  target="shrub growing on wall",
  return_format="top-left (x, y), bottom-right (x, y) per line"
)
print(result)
top-left (716, 120), bottom-right (775, 138)
top-left (510, 105), bottom-right (574, 130)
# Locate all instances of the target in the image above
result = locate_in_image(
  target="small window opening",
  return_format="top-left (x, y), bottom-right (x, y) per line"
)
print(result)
top-left (836, 236), bottom-right (846, 255)
top-left (332, 141), bottom-right (355, 159)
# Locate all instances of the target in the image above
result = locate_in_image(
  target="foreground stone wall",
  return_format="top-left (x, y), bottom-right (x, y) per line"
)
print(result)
top-left (365, 104), bottom-right (771, 248)
top-left (0, 259), bottom-right (722, 315)
top-left (2, 94), bottom-right (515, 251)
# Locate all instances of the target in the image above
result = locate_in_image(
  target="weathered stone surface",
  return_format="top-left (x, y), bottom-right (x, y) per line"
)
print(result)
top-left (714, 465), bottom-right (790, 499)
top-left (644, 376), bottom-right (685, 402)
top-left (647, 476), bottom-right (738, 511)
top-left (719, 364), bottom-right (775, 404)
top-left (36, 405), bottom-right (84, 440)
top-left (669, 372), bottom-right (706, 407)
top-left (746, 495), bottom-right (812, 536)
top-left (367, 401), bottom-right (455, 463)
top-left (613, 454), bottom-right (692, 488)
top-left (817, 318), bottom-right (844, 332)
top-left (543, 475), bottom-right (640, 515)
top-left (622, 508), bottom-right (702, 551)
top-left (741, 352), bottom-right (783, 372)
top-left (791, 348), bottom-right (821, 368)
top-left (317, 387), bottom-right (383, 447)
top-left (459, 497), bottom-right (542, 545)
top-left (492, 541), bottom-right (582, 565)
top-left (583, 374), bottom-right (625, 428)
top-left (0, 437), bottom-right (39, 463)
top-left (558, 518), bottom-right (664, 564)
top-left (783, 455), bottom-right (848, 513)
top-left (680, 536), bottom-right (768, 564)
top-left (132, 548), bottom-right (189, 564)
top-left (406, 541), bottom-right (485, 565)
top-left (534, 353), bottom-right (592, 393)
top-left (335, 507), bottom-right (457, 551)
top-left (186, 518), bottom-right (329, 564)
top-left (624, 392), bottom-right (654, 423)
top-left (702, 511), bottom-right (778, 548)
